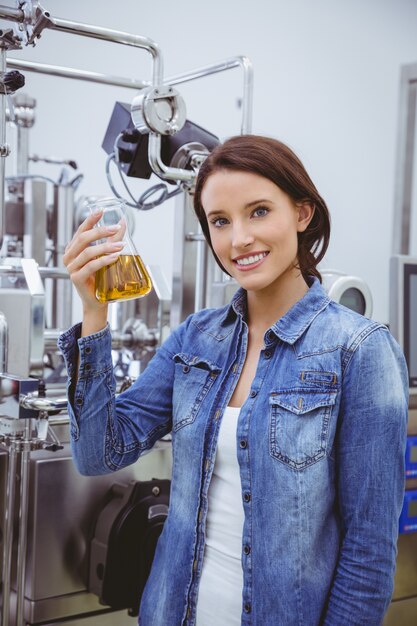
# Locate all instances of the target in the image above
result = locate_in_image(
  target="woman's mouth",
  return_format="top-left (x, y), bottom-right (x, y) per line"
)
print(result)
top-left (233, 251), bottom-right (269, 270)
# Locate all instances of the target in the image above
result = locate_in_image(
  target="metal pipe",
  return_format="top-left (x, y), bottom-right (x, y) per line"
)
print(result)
top-left (20, 393), bottom-right (67, 412)
top-left (0, 309), bottom-right (7, 373)
top-left (167, 56), bottom-right (254, 134)
top-left (0, 263), bottom-right (69, 279)
top-left (51, 184), bottom-right (74, 330)
top-left (7, 55), bottom-right (254, 134)
top-left (0, 45), bottom-right (7, 249)
top-left (1, 5), bottom-right (163, 84)
top-left (148, 133), bottom-right (195, 183)
top-left (46, 15), bottom-right (163, 86)
top-left (6, 58), bottom-right (148, 90)
top-left (0, 5), bottom-right (24, 21)
top-left (16, 429), bottom-right (31, 626)
top-left (1, 442), bottom-right (18, 626)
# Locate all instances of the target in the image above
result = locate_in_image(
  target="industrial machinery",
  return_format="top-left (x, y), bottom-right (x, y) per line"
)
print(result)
top-left (383, 61), bottom-right (417, 626)
top-left (0, 3), bottom-right (254, 626)
top-left (0, 3), bottom-right (412, 626)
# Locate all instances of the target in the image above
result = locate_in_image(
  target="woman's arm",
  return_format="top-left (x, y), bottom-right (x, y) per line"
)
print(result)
top-left (59, 317), bottom-right (189, 476)
top-left (59, 210), bottom-right (185, 475)
top-left (323, 327), bottom-right (408, 626)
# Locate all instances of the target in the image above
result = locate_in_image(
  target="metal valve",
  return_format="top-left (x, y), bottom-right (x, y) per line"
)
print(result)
top-left (131, 85), bottom-right (186, 135)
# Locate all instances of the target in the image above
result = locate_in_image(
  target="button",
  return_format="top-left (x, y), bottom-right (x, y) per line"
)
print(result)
top-left (244, 603), bottom-right (251, 613)
top-left (243, 544), bottom-right (251, 555)
top-left (250, 390), bottom-right (257, 398)
top-left (85, 363), bottom-right (91, 371)
top-left (243, 492), bottom-right (251, 503)
top-left (85, 345), bottom-right (92, 354)
top-left (75, 398), bottom-right (83, 406)
top-left (183, 365), bottom-right (190, 373)
top-left (239, 440), bottom-right (247, 449)
top-left (264, 350), bottom-right (272, 359)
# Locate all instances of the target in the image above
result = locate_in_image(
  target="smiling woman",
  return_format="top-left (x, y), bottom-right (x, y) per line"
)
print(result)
top-left (193, 134), bottom-right (331, 284)
top-left (200, 169), bottom-right (313, 314)
top-left (60, 134), bottom-right (408, 626)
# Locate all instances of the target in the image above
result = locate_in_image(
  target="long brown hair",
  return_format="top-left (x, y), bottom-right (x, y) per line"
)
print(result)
top-left (193, 135), bottom-right (330, 282)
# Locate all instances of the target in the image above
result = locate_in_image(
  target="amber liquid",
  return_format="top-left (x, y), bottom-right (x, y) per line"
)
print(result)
top-left (95, 254), bottom-right (152, 303)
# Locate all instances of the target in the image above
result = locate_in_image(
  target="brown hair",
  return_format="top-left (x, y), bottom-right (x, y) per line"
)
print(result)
top-left (193, 134), bottom-right (331, 282)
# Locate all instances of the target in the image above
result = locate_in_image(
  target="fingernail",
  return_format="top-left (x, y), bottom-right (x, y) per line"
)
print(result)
top-left (111, 242), bottom-right (124, 249)
top-left (92, 207), bottom-right (103, 215)
top-left (106, 224), bottom-right (121, 232)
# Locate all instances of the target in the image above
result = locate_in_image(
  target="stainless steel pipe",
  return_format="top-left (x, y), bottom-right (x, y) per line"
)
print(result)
top-left (41, 13), bottom-right (164, 86)
top-left (0, 5), bottom-right (24, 21)
top-left (20, 393), bottom-right (68, 412)
top-left (6, 57), bottom-right (148, 90)
top-left (0, 46), bottom-right (7, 249)
top-left (0, 264), bottom-right (69, 279)
top-left (15, 428), bottom-right (31, 626)
top-left (1, 442), bottom-right (18, 626)
top-left (0, 309), bottom-right (7, 373)
top-left (7, 55), bottom-right (254, 134)
top-left (167, 56), bottom-right (254, 134)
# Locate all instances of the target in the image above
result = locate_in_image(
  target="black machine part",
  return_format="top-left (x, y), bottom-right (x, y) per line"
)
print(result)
top-left (88, 478), bottom-right (170, 616)
top-left (102, 101), bottom-right (219, 182)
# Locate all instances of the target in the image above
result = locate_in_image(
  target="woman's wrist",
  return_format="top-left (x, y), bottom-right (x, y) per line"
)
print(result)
top-left (81, 306), bottom-right (108, 337)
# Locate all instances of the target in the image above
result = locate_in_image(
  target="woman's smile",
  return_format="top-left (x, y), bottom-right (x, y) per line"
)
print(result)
top-left (232, 251), bottom-right (269, 270)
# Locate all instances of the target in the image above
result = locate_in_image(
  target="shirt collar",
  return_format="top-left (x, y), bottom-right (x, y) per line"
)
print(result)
top-left (230, 276), bottom-right (331, 345)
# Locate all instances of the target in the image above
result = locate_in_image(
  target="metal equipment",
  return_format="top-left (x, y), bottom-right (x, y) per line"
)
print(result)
top-left (389, 255), bottom-right (417, 396)
top-left (383, 61), bottom-right (417, 626)
top-left (0, 3), bottom-right (253, 625)
top-left (321, 270), bottom-right (373, 317)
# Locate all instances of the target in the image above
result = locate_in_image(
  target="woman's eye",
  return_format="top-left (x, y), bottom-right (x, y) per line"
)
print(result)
top-left (211, 217), bottom-right (229, 228)
top-left (252, 206), bottom-right (269, 218)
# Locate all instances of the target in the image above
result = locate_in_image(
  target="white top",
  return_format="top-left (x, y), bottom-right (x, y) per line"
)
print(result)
top-left (196, 405), bottom-right (244, 625)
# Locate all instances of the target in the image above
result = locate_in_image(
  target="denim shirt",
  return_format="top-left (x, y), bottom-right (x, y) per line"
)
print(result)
top-left (58, 278), bottom-right (408, 626)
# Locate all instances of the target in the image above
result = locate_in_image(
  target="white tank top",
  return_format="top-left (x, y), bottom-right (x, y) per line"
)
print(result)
top-left (196, 405), bottom-right (244, 625)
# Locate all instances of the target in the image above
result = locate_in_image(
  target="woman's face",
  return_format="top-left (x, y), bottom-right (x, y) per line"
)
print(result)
top-left (201, 169), bottom-right (312, 296)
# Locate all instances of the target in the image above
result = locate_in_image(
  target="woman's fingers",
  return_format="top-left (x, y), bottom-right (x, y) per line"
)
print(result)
top-left (70, 250), bottom-right (121, 284)
top-left (66, 239), bottom-right (124, 275)
top-left (63, 214), bottom-right (124, 268)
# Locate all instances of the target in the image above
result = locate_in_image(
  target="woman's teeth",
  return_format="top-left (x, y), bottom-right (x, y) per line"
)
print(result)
top-left (236, 252), bottom-right (267, 266)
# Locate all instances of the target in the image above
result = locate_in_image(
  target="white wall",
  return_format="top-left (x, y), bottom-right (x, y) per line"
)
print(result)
top-left (2, 0), bottom-right (417, 323)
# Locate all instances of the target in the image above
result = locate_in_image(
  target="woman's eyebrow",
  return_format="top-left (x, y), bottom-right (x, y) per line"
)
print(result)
top-left (206, 198), bottom-right (273, 219)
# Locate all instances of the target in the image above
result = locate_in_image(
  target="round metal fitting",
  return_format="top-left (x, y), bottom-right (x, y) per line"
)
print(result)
top-left (169, 142), bottom-right (210, 170)
top-left (0, 143), bottom-right (11, 157)
top-left (131, 85), bottom-right (186, 136)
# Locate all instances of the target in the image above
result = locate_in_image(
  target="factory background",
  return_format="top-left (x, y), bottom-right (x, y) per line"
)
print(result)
top-left (1, 1), bottom-right (417, 625)
top-left (5, 0), bottom-right (417, 324)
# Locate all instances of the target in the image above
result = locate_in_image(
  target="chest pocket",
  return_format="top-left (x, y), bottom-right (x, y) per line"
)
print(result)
top-left (269, 389), bottom-right (337, 470)
top-left (172, 353), bottom-right (220, 432)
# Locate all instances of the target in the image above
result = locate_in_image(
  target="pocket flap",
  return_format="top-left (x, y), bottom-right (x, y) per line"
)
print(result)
top-left (270, 390), bottom-right (337, 415)
top-left (173, 352), bottom-right (220, 373)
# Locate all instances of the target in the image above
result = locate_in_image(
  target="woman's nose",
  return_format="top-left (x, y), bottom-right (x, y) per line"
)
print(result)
top-left (231, 223), bottom-right (254, 249)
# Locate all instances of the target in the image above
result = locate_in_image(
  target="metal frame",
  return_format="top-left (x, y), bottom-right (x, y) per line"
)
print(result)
top-left (393, 62), bottom-right (417, 255)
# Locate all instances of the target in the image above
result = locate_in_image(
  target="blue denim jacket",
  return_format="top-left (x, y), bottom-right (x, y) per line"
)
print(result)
top-left (58, 278), bottom-right (408, 626)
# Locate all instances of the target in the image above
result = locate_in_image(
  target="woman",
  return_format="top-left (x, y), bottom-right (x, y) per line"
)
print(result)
top-left (60, 135), bottom-right (408, 626)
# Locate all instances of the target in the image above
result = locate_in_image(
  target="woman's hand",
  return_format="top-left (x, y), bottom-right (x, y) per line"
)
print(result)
top-left (63, 210), bottom-right (125, 334)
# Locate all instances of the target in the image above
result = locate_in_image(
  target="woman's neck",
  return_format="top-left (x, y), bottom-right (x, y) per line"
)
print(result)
top-left (246, 270), bottom-right (309, 334)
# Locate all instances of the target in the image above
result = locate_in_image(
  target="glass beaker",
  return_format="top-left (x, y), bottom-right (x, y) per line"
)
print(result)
top-left (88, 198), bottom-right (152, 303)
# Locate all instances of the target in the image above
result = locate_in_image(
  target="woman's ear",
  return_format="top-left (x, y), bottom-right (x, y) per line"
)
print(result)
top-left (296, 202), bottom-right (315, 233)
